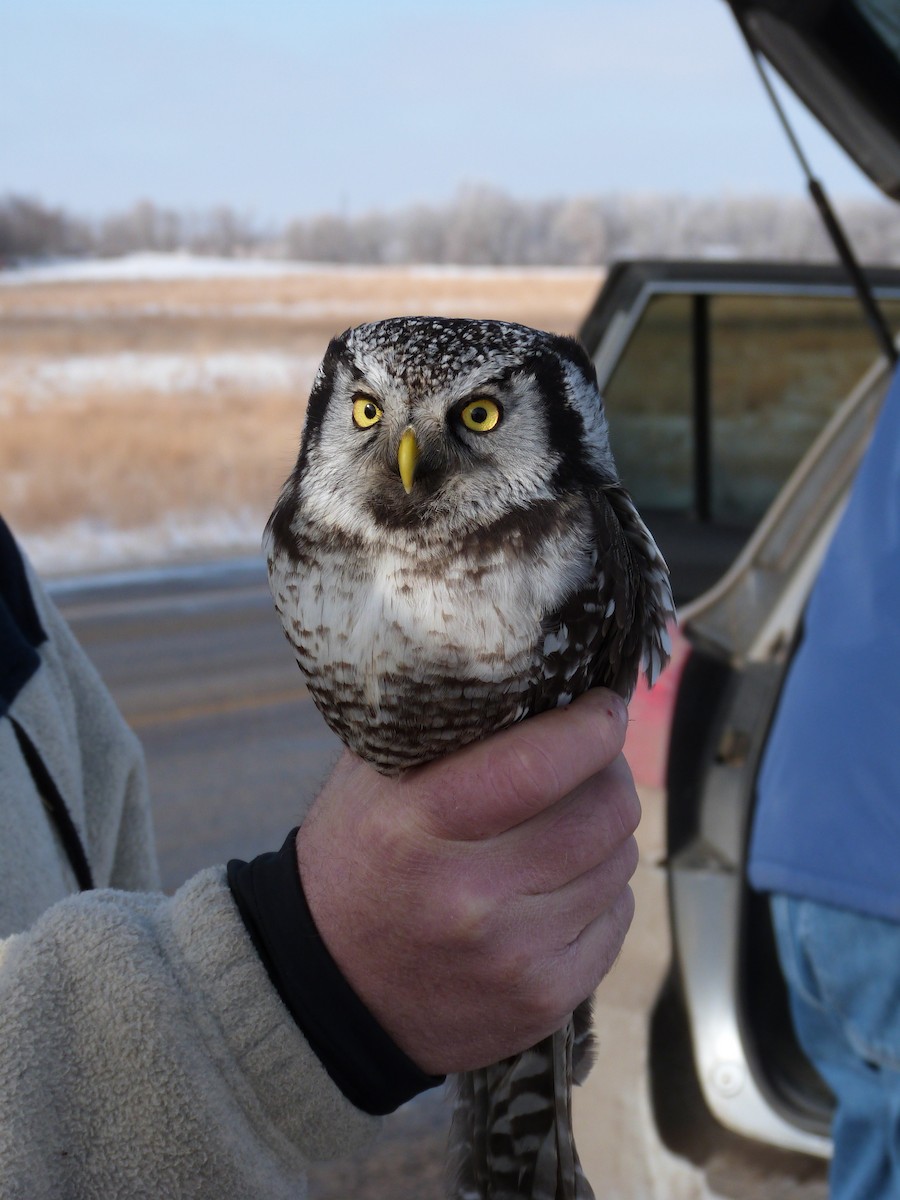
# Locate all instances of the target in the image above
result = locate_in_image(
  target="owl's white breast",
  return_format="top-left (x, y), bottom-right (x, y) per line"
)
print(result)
top-left (267, 516), bottom-right (593, 711)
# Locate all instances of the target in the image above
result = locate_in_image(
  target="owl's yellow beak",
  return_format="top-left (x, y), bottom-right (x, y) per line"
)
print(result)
top-left (397, 427), bottom-right (420, 494)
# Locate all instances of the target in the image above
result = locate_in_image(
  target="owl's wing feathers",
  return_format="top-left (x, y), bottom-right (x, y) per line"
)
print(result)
top-left (532, 484), bottom-right (674, 712)
top-left (594, 482), bottom-right (675, 693)
top-left (602, 483), bottom-right (675, 685)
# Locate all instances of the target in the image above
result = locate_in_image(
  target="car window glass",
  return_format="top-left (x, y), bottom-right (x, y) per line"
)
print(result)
top-left (602, 293), bottom-right (694, 511)
top-left (710, 293), bottom-right (900, 523)
top-left (604, 289), bottom-right (900, 530)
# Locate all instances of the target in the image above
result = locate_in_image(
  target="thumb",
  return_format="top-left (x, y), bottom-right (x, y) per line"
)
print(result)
top-left (408, 688), bottom-right (629, 841)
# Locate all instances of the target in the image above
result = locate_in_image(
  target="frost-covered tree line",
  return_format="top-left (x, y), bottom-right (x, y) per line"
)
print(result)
top-left (0, 197), bottom-right (268, 261)
top-left (3, 186), bottom-right (900, 266)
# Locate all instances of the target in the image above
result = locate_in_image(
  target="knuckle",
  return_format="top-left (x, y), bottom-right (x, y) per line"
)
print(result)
top-left (594, 887), bottom-right (636, 978)
top-left (360, 800), bottom-right (412, 870)
top-left (580, 839), bottom-right (639, 918)
top-left (443, 877), bottom-right (497, 947)
top-left (523, 965), bottom-right (577, 1035)
top-left (619, 777), bottom-right (642, 838)
top-left (602, 762), bottom-right (641, 843)
top-left (562, 885), bottom-right (636, 994)
top-left (615, 833), bottom-right (640, 886)
top-left (491, 940), bottom-right (535, 997)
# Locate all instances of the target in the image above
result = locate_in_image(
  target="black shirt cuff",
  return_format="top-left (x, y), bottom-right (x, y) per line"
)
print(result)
top-left (227, 829), bottom-right (444, 1115)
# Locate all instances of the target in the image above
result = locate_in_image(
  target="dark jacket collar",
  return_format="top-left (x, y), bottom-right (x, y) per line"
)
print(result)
top-left (0, 517), bottom-right (46, 715)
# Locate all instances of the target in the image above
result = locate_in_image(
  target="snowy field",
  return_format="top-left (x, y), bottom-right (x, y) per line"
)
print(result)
top-left (0, 251), bottom-right (602, 286)
top-left (0, 255), bottom-right (600, 576)
top-left (1, 351), bottom-right (322, 414)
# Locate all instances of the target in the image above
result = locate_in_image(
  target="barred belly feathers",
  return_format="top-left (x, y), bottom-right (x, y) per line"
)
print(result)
top-left (265, 316), bottom-right (674, 1200)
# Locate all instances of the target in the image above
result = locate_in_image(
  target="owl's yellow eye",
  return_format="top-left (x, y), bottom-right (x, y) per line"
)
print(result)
top-left (352, 396), bottom-right (383, 429)
top-left (459, 398), bottom-right (501, 433)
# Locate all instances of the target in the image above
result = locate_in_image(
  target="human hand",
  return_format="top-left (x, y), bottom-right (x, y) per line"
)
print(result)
top-left (295, 688), bottom-right (639, 1076)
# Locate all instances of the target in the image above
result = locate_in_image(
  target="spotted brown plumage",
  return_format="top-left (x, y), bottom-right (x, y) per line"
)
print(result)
top-left (265, 316), bottom-right (675, 1199)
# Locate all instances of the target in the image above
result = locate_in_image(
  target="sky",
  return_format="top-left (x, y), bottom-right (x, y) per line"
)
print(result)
top-left (1, 0), bottom-right (886, 225)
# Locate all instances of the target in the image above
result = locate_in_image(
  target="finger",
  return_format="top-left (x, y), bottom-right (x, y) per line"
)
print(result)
top-left (512, 885), bottom-right (637, 1042)
top-left (523, 833), bottom-right (640, 945)
top-left (501, 753), bottom-right (639, 893)
top-left (562, 884), bottom-right (636, 1005)
top-left (410, 688), bottom-right (629, 840)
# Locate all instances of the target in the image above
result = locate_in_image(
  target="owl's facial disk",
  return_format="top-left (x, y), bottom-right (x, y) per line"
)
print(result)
top-left (297, 367), bottom-right (543, 540)
top-left (343, 376), bottom-right (528, 528)
top-left (290, 316), bottom-right (617, 544)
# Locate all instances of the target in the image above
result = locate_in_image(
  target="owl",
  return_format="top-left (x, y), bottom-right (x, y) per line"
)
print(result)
top-left (265, 316), bottom-right (674, 1200)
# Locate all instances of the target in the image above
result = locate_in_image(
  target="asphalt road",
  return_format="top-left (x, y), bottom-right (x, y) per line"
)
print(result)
top-left (54, 556), bottom-right (345, 892)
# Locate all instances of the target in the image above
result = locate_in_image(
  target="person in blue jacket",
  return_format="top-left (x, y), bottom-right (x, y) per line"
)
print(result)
top-left (749, 361), bottom-right (900, 1199)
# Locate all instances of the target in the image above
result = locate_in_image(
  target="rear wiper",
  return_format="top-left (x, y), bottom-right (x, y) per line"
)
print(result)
top-left (729, 2), bottom-right (899, 367)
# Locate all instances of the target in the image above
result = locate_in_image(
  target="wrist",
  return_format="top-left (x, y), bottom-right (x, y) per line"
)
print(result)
top-left (227, 829), bottom-right (444, 1114)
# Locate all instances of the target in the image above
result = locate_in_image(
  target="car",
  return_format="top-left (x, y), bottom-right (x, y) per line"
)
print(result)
top-left (575, 0), bottom-right (900, 1168)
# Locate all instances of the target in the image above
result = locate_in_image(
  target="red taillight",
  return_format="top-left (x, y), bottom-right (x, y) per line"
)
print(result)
top-left (625, 623), bottom-right (690, 790)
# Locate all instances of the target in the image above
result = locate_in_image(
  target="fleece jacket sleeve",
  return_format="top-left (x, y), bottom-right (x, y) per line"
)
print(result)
top-left (228, 830), bottom-right (445, 1116)
top-left (0, 528), bottom-right (380, 1199)
top-left (0, 867), bottom-right (378, 1200)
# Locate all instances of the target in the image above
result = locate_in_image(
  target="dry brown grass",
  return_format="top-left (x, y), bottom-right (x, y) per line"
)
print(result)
top-left (0, 266), bottom-right (600, 572)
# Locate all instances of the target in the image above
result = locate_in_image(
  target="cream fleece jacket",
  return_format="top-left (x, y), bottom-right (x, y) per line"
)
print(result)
top-left (0, 553), bottom-right (377, 1198)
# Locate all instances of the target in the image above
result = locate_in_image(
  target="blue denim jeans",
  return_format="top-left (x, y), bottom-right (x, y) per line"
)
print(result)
top-left (771, 894), bottom-right (900, 1199)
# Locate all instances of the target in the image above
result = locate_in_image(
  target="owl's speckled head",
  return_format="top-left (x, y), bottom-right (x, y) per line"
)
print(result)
top-left (269, 316), bottom-right (617, 546)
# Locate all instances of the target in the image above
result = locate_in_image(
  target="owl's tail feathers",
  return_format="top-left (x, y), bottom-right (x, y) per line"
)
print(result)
top-left (448, 1011), bottom-right (595, 1200)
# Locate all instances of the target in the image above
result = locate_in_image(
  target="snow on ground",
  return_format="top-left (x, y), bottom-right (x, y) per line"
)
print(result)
top-left (2, 351), bottom-right (320, 413)
top-left (0, 253), bottom-right (320, 285)
top-left (19, 510), bottom-right (267, 578)
top-left (0, 251), bottom-right (597, 286)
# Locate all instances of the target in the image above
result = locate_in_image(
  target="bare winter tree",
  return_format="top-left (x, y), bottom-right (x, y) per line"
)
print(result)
top-left (3, 187), bottom-right (900, 269)
top-left (97, 201), bottom-right (184, 257)
top-left (0, 195), bottom-right (92, 260)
